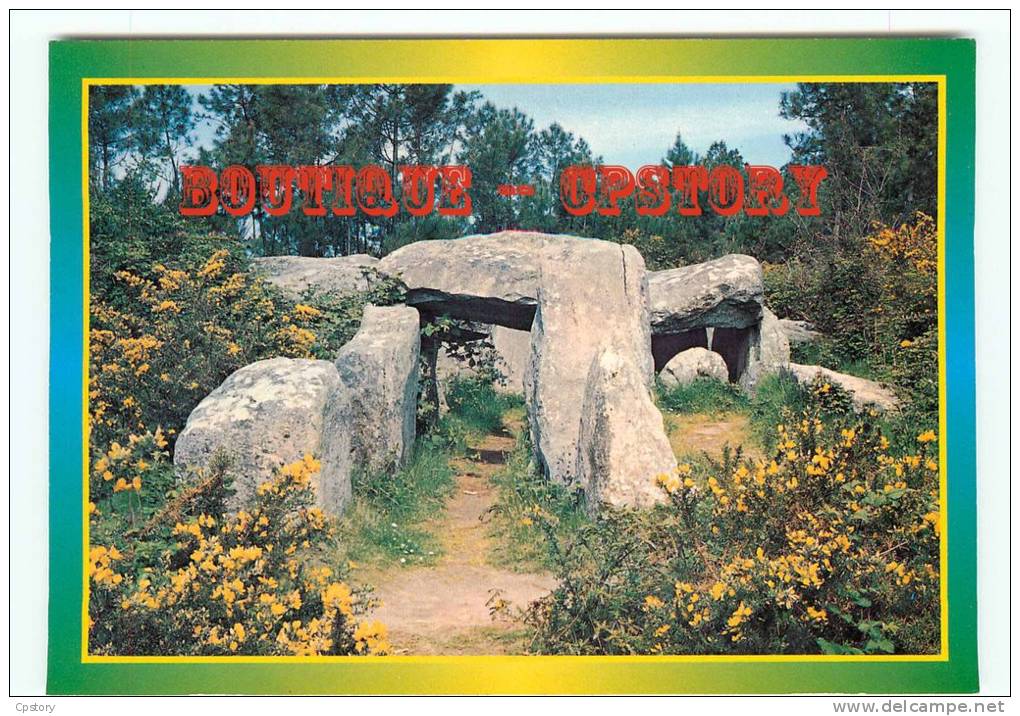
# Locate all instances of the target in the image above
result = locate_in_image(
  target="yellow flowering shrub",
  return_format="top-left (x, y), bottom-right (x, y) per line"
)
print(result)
top-left (89, 237), bottom-right (400, 515)
top-left (525, 384), bottom-right (940, 655)
top-left (868, 213), bottom-right (939, 416)
top-left (86, 193), bottom-right (406, 656)
top-left (90, 248), bottom-right (317, 461)
top-left (88, 428), bottom-right (170, 521)
top-left (88, 455), bottom-right (388, 656)
top-left (867, 212), bottom-right (937, 279)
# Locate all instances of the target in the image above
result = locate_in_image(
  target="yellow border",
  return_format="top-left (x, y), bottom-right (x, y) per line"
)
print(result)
top-left (81, 73), bottom-right (949, 665)
top-left (937, 76), bottom-right (949, 660)
top-left (85, 74), bottom-right (945, 85)
top-left (81, 88), bottom-right (92, 663)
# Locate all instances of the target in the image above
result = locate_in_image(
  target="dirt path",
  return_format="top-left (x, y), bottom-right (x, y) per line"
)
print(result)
top-left (358, 428), bottom-right (557, 655)
top-left (664, 412), bottom-right (762, 462)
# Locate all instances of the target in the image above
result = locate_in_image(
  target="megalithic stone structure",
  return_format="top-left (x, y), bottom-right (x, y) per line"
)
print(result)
top-left (174, 305), bottom-right (421, 517)
top-left (201, 232), bottom-right (802, 515)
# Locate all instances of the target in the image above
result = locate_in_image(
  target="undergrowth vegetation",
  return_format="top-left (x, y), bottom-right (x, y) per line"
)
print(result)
top-left (521, 379), bottom-right (941, 656)
top-left (86, 194), bottom-right (408, 655)
top-left (487, 430), bottom-right (588, 572)
top-left (656, 373), bottom-right (810, 452)
top-left (88, 189), bottom-right (403, 510)
top-left (339, 445), bottom-right (455, 568)
top-left (89, 455), bottom-right (388, 656)
top-left (765, 213), bottom-right (939, 419)
top-left (442, 375), bottom-right (524, 439)
top-left (656, 377), bottom-right (750, 415)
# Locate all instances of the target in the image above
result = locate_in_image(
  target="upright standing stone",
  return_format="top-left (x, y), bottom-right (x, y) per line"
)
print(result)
top-left (327, 304), bottom-right (421, 475)
top-left (433, 324), bottom-right (532, 397)
top-left (738, 306), bottom-right (791, 392)
top-left (525, 239), bottom-right (675, 505)
top-left (173, 358), bottom-right (351, 515)
top-left (490, 325), bottom-right (530, 394)
top-left (578, 348), bottom-right (678, 509)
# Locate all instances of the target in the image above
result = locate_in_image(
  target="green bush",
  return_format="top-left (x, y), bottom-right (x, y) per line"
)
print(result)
top-left (764, 213), bottom-right (939, 425)
top-left (888, 327), bottom-right (939, 417)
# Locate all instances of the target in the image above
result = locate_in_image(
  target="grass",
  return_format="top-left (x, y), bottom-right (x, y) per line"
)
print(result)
top-left (654, 373), bottom-right (814, 455)
top-left (339, 442), bottom-right (455, 568)
top-left (335, 377), bottom-right (524, 569)
top-left (437, 378), bottom-right (591, 574)
top-left (656, 377), bottom-right (750, 414)
top-left (443, 376), bottom-right (525, 437)
top-left (746, 372), bottom-right (809, 447)
top-left (663, 412), bottom-right (761, 463)
top-left (486, 430), bottom-right (589, 572)
top-left (791, 338), bottom-right (886, 382)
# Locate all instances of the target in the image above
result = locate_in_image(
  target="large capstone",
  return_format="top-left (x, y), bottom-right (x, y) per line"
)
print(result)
top-left (647, 254), bottom-right (764, 334)
top-left (525, 238), bottom-right (674, 505)
top-left (378, 231), bottom-right (564, 330)
top-left (382, 240), bottom-right (767, 340)
top-left (173, 357), bottom-right (351, 514)
top-left (329, 304), bottom-right (421, 475)
top-left (578, 348), bottom-right (677, 509)
top-left (252, 254), bottom-right (385, 300)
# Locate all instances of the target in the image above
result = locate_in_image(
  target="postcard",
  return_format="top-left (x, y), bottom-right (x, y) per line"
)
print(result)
top-left (47, 37), bottom-right (977, 694)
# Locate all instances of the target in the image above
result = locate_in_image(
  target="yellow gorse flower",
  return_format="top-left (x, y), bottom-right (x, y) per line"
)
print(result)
top-left (805, 606), bottom-right (828, 622)
top-left (643, 595), bottom-right (665, 610)
top-left (293, 304), bottom-right (323, 319)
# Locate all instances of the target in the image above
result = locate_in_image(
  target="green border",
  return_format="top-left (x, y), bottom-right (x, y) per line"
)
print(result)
top-left (48, 38), bottom-right (977, 694)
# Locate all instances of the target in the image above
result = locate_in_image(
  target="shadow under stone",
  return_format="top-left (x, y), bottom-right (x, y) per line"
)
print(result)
top-left (709, 326), bottom-right (753, 382)
top-left (651, 328), bottom-right (709, 372)
top-left (472, 448), bottom-right (510, 465)
top-left (651, 325), bottom-right (755, 383)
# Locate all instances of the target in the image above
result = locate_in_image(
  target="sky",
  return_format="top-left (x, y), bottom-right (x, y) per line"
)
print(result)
top-left (455, 83), bottom-right (809, 168)
top-left (188, 83), bottom-right (808, 168)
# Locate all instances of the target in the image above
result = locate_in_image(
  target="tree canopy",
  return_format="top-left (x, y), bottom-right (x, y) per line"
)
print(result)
top-left (89, 81), bottom-right (937, 267)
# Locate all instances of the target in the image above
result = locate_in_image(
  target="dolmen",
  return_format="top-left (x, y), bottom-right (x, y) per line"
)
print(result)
top-left (177, 231), bottom-right (896, 517)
